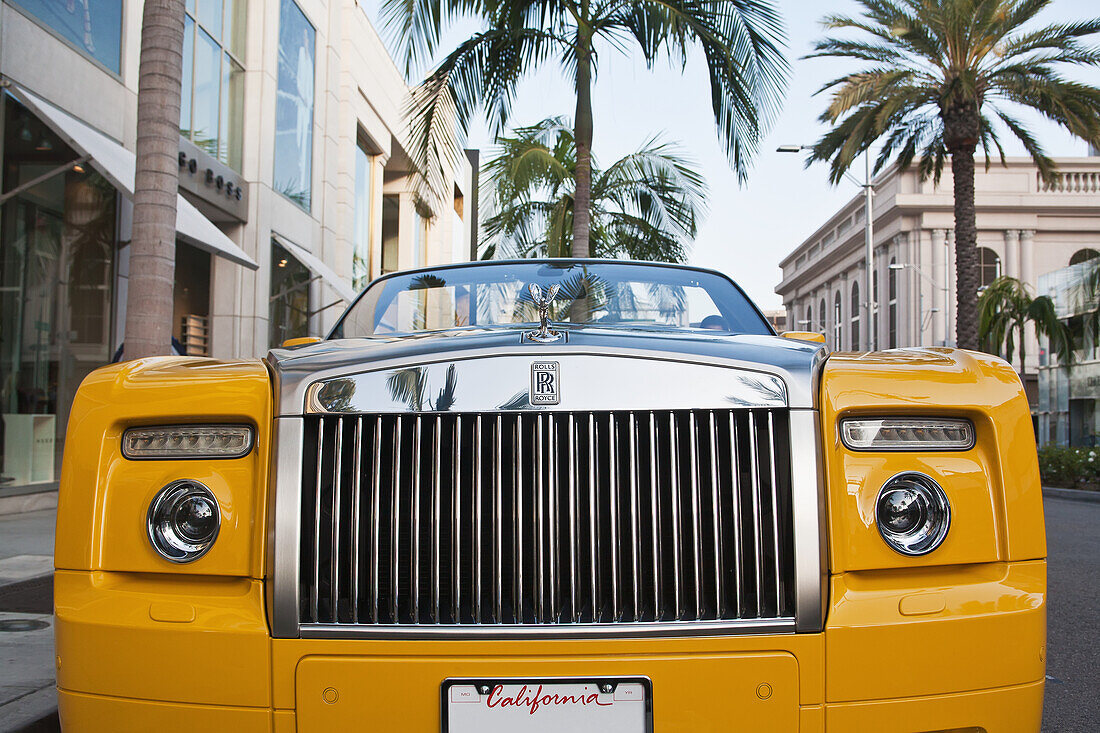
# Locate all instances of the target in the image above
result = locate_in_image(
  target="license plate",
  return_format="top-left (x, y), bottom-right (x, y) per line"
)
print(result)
top-left (442, 677), bottom-right (652, 733)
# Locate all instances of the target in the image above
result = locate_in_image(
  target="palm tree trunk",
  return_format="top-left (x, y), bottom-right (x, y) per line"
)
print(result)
top-left (1019, 322), bottom-right (1027, 374)
top-left (945, 106), bottom-right (980, 351)
top-left (125, 0), bottom-right (185, 359)
top-left (572, 26), bottom-right (594, 259)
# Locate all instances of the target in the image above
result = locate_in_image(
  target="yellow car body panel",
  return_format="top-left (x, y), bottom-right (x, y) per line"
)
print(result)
top-left (54, 358), bottom-right (272, 579)
top-left (54, 347), bottom-right (1047, 731)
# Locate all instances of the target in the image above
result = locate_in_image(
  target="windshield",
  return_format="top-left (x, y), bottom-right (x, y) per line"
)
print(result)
top-left (331, 261), bottom-right (772, 338)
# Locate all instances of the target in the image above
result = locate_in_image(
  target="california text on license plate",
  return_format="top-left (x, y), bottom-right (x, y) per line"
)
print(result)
top-left (441, 677), bottom-right (652, 733)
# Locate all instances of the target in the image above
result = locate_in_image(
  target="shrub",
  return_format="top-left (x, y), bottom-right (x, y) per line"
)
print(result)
top-left (1036, 444), bottom-right (1100, 488)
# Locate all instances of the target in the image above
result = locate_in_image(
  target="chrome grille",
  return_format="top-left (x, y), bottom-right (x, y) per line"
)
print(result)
top-left (298, 409), bottom-right (795, 628)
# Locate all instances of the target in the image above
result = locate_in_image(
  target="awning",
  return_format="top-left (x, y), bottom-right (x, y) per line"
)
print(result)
top-left (272, 234), bottom-right (357, 303)
top-left (8, 83), bottom-right (258, 270)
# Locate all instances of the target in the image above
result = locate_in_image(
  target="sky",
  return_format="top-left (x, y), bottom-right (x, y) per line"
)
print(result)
top-left (361, 0), bottom-right (1100, 309)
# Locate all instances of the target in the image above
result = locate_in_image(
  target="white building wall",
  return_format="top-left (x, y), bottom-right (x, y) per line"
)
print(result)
top-left (0, 0), bottom-right (474, 360)
top-left (776, 158), bottom-right (1100, 405)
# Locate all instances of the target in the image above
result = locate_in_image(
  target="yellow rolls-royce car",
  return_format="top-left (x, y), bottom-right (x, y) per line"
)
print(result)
top-left (53, 260), bottom-right (1046, 732)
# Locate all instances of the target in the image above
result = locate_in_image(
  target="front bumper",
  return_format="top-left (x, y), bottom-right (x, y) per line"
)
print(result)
top-left (54, 560), bottom-right (1045, 732)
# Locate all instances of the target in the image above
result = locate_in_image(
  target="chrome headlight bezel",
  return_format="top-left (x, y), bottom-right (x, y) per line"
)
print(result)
top-left (146, 479), bottom-right (221, 563)
top-left (122, 424), bottom-right (254, 460)
top-left (840, 417), bottom-right (975, 452)
top-left (875, 472), bottom-right (951, 556)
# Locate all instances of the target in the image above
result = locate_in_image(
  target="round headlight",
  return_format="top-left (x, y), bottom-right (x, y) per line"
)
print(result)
top-left (875, 472), bottom-right (950, 556)
top-left (147, 480), bottom-right (220, 562)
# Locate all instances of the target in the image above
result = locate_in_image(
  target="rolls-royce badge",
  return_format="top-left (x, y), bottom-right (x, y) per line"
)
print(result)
top-left (530, 361), bottom-right (560, 405)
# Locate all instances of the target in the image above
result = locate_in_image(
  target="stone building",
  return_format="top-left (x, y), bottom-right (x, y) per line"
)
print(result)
top-left (776, 155), bottom-right (1100, 411)
top-left (0, 0), bottom-right (475, 496)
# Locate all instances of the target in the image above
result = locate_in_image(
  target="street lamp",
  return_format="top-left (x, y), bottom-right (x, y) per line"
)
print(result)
top-left (889, 262), bottom-right (946, 346)
top-left (778, 145), bottom-right (877, 350)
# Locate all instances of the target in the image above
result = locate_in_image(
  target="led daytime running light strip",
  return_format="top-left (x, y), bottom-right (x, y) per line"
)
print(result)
top-left (840, 417), bottom-right (974, 451)
top-left (123, 425), bottom-right (254, 459)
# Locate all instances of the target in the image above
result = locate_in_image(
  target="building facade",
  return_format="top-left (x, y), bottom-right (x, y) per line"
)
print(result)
top-left (0, 0), bottom-right (475, 495)
top-left (776, 156), bottom-right (1100, 410)
top-left (1037, 260), bottom-right (1100, 447)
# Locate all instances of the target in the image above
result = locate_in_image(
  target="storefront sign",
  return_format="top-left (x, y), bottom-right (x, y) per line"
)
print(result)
top-left (177, 137), bottom-right (248, 222)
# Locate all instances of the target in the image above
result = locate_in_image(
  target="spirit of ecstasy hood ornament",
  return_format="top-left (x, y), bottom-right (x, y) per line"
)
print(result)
top-left (524, 282), bottom-right (562, 343)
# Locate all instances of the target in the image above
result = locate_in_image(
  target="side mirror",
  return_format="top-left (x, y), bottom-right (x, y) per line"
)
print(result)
top-left (780, 331), bottom-right (826, 344)
top-left (282, 336), bottom-right (322, 348)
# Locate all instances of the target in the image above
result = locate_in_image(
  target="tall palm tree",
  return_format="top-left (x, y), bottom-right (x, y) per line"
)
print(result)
top-left (380, 0), bottom-right (787, 258)
top-left (805, 0), bottom-right (1100, 350)
top-left (978, 276), bottom-right (1073, 372)
top-left (481, 116), bottom-right (707, 262)
top-left (126, 0), bottom-right (186, 359)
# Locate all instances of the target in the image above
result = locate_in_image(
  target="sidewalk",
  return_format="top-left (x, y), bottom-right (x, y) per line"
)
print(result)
top-left (0, 509), bottom-right (59, 732)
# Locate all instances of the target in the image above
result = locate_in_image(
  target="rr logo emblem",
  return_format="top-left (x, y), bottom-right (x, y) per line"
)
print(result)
top-left (530, 361), bottom-right (560, 405)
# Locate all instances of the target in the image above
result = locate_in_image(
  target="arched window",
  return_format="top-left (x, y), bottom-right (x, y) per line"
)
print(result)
top-left (1070, 248), bottom-right (1100, 266)
top-left (819, 297), bottom-right (826, 335)
top-left (805, 303), bottom-right (812, 332)
top-left (833, 291), bottom-right (843, 350)
top-left (888, 258), bottom-right (898, 348)
top-left (978, 247), bottom-right (1001, 287)
top-left (850, 281), bottom-right (861, 350)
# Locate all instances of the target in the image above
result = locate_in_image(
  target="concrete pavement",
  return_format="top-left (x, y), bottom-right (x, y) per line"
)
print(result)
top-left (0, 509), bottom-right (57, 732)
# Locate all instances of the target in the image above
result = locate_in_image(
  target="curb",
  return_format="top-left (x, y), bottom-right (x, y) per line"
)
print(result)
top-left (1042, 486), bottom-right (1100, 504)
top-left (0, 686), bottom-right (58, 733)
top-left (0, 492), bottom-right (57, 518)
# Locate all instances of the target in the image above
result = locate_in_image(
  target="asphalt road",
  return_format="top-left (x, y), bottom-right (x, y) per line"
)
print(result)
top-left (1041, 495), bottom-right (1100, 732)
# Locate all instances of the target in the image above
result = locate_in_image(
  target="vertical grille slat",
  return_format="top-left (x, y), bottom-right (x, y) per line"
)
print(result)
top-left (627, 413), bottom-right (641, 622)
top-left (567, 415), bottom-right (578, 623)
top-left (389, 417), bottom-right (401, 624)
top-left (411, 416), bottom-right (422, 623)
top-left (687, 412), bottom-right (704, 619)
top-left (648, 413), bottom-right (661, 618)
top-left (473, 415), bottom-right (483, 624)
top-left (587, 413), bottom-right (599, 623)
top-left (493, 415), bottom-right (503, 623)
top-left (299, 408), bottom-right (794, 629)
top-left (728, 411), bottom-right (745, 619)
top-left (667, 411), bottom-right (683, 620)
top-left (350, 417), bottom-right (363, 623)
top-left (330, 419), bottom-right (343, 622)
top-left (514, 415), bottom-right (524, 623)
top-left (607, 414), bottom-right (621, 622)
top-left (452, 415), bottom-right (462, 624)
top-left (748, 412), bottom-right (764, 616)
top-left (535, 415), bottom-right (546, 623)
top-left (708, 412), bottom-right (724, 617)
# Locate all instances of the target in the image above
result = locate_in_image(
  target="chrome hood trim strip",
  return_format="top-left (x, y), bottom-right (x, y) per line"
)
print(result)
top-left (304, 355), bottom-right (788, 414)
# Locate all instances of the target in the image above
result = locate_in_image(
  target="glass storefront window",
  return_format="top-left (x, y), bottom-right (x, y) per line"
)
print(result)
top-left (274, 0), bottom-right (315, 211)
top-left (381, 195), bottom-right (399, 274)
top-left (192, 27), bottom-right (221, 154)
top-left (180, 0), bottom-right (246, 171)
top-left (10, 0), bottom-right (122, 73)
top-left (1, 96), bottom-right (118, 490)
top-left (269, 241), bottom-right (311, 348)
top-left (353, 137), bottom-right (375, 291)
top-left (221, 54), bottom-right (245, 169)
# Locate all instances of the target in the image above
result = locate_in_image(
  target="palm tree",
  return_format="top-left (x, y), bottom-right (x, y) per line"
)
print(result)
top-left (481, 116), bottom-right (707, 262)
top-left (805, 0), bottom-right (1100, 350)
top-left (380, 0), bottom-right (787, 258)
top-left (126, 0), bottom-right (186, 359)
top-left (978, 276), bottom-right (1073, 372)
